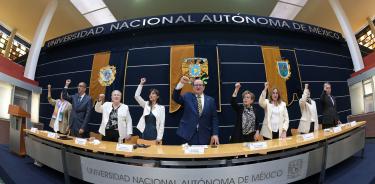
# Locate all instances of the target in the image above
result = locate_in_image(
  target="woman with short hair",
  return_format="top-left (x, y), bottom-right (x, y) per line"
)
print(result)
top-left (230, 82), bottom-right (260, 143)
top-left (95, 90), bottom-right (132, 142)
top-left (47, 84), bottom-right (72, 134)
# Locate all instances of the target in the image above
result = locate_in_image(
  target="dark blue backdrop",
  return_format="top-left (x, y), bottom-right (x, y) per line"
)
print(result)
top-left (35, 24), bottom-right (353, 145)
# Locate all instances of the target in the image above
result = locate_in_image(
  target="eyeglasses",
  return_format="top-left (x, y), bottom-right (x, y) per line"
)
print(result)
top-left (193, 84), bottom-right (204, 87)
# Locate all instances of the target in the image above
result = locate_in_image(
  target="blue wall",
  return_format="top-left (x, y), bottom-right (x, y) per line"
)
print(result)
top-left (36, 24), bottom-right (353, 145)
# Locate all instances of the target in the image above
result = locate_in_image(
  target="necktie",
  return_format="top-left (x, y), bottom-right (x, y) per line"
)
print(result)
top-left (197, 95), bottom-right (202, 116)
top-left (78, 96), bottom-right (82, 103)
top-left (329, 95), bottom-right (334, 106)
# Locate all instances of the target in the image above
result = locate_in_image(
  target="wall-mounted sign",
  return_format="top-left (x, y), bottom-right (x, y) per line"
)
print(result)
top-left (45, 13), bottom-right (343, 49)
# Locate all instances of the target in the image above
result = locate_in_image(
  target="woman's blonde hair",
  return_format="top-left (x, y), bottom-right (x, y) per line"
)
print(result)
top-left (268, 87), bottom-right (282, 106)
top-left (242, 90), bottom-right (255, 101)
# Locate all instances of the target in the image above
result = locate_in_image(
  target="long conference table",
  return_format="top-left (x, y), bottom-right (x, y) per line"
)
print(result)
top-left (25, 121), bottom-right (366, 184)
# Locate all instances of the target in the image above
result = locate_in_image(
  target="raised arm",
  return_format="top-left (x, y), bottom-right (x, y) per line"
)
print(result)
top-left (62, 79), bottom-right (73, 102)
top-left (134, 78), bottom-right (146, 108)
top-left (259, 82), bottom-right (269, 109)
top-left (47, 84), bottom-right (56, 106)
top-left (94, 94), bottom-right (105, 113)
top-left (299, 84), bottom-right (309, 109)
top-left (230, 82), bottom-right (241, 112)
top-left (172, 76), bottom-right (189, 105)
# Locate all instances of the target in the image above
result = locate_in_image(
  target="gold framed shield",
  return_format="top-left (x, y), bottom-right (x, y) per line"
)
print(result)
top-left (181, 57), bottom-right (209, 84)
top-left (98, 65), bottom-right (116, 86)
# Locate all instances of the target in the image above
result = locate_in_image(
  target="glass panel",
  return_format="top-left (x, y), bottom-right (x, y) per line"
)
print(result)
top-left (31, 93), bottom-right (40, 123)
top-left (0, 81), bottom-right (13, 119)
top-left (364, 81), bottom-right (373, 95)
top-left (349, 82), bottom-right (364, 115)
top-left (364, 95), bottom-right (374, 113)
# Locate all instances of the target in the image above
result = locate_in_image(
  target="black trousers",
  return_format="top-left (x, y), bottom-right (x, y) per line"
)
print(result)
top-left (102, 129), bottom-right (119, 142)
top-left (263, 131), bottom-right (279, 140)
top-left (240, 132), bottom-right (257, 142)
top-left (322, 123), bottom-right (335, 129)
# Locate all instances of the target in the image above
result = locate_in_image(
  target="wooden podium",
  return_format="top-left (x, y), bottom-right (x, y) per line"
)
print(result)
top-left (8, 105), bottom-right (30, 156)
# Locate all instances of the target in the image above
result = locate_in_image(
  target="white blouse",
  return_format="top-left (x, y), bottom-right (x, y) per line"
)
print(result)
top-left (270, 104), bottom-right (281, 132)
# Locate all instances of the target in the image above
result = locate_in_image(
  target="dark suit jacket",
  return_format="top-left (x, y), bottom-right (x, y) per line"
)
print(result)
top-left (173, 89), bottom-right (219, 144)
top-left (320, 91), bottom-right (339, 125)
top-left (62, 88), bottom-right (92, 133)
top-left (230, 96), bottom-right (260, 143)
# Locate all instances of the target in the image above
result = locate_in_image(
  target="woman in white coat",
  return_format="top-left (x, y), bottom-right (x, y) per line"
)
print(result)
top-left (259, 82), bottom-right (289, 140)
top-left (135, 78), bottom-right (165, 144)
top-left (95, 90), bottom-right (132, 142)
top-left (298, 84), bottom-right (319, 134)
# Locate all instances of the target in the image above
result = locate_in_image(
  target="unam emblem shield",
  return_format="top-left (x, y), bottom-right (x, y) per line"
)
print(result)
top-left (98, 65), bottom-right (116, 86)
top-left (277, 60), bottom-right (291, 80)
top-left (181, 57), bottom-right (209, 84)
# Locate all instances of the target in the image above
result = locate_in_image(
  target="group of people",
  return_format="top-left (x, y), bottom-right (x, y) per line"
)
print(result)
top-left (46, 76), bottom-right (341, 145)
top-left (47, 78), bottom-right (164, 143)
top-left (230, 81), bottom-right (341, 143)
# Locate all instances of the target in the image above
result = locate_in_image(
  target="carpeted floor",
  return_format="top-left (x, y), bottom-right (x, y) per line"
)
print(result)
top-left (294, 139), bottom-right (375, 184)
top-left (0, 140), bottom-right (374, 184)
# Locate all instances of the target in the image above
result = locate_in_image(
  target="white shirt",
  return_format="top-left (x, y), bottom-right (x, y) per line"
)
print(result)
top-left (270, 104), bottom-right (280, 132)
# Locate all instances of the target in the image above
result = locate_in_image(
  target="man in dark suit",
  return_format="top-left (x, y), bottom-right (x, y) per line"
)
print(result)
top-left (173, 76), bottom-right (219, 145)
top-left (320, 82), bottom-right (341, 129)
top-left (62, 79), bottom-right (92, 137)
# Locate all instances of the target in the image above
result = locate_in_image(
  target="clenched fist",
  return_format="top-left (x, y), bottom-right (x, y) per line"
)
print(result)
top-left (180, 76), bottom-right (190, 84)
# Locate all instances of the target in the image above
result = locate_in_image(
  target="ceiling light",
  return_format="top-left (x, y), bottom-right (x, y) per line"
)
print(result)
top-left (280, 0), bottom-right (308, 6)
top-left (270, 2), bottom-right (302, 20)
top-left (70, 0), bottom-right (106, 14)
top-left (84, 8), bottom-right (117, 26)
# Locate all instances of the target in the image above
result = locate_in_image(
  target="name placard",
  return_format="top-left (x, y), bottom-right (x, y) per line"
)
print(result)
top-left (184, 146), bottom-right (205, 154)
top-left (248, 142), bottom-right (268, 150)
top-left (301, 133), bottom-right (315, 141)
top-left (91, 139), bottom-right (101, 145)
top-left (190, 145), bottom-right (208, 149)
top-left (333, 126), bottom-right (342, 133)
top-left (30, 128), bottom-right (38, 133)
top-left (350, 121), bottom-right (357, 127)
top-left (116, 144), bottom-right (133, 152)
top-left (47, 132), bottom-right (57, 139)
top-left (338, 124), bottom-right (346, 128)
top-left (75, 138), bottom-right (88, 145)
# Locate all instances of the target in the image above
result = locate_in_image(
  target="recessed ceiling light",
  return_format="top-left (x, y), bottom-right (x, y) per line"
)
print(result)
top-left (270, 2), bottom-right (302, 20)
top-left (70, 0), bottom-right (106, 14)
top-left (280, 0), bottom-right (308, 6)
top-left (84, 8), bottom-right (117, 26)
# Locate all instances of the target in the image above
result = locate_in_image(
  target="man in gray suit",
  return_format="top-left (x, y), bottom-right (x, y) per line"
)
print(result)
top-left (62, 79), bottom-right (92, 137)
